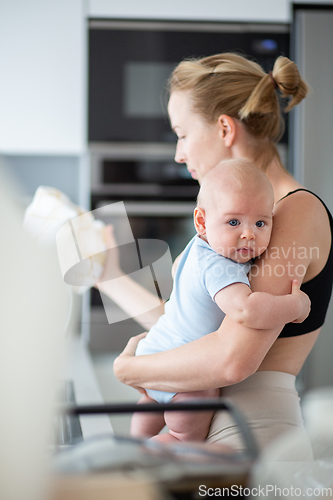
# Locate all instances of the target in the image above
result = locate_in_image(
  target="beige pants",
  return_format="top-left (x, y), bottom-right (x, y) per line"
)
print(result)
top-left (207, 371), bottom-right (313, 460)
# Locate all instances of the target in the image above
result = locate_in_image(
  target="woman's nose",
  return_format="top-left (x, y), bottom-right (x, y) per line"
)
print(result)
top-left (174, 142), bottom-right (185, 164)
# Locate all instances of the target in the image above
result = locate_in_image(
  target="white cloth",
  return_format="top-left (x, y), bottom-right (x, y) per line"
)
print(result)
top-left (24, 186), bottom-right (106, 294)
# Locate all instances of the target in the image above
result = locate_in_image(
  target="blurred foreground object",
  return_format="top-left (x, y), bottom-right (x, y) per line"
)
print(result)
top-left (251, 388), bottom-right (333, 499)
top-left (51, 474), bottom-right (165, 500)
top-left (0, 165), bottom-right (67, 500)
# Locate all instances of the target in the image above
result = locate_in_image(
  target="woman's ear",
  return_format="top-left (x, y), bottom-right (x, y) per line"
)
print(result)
top-left (194, 207), bottom-right (206, 235)
top-left (218, 115), bottom-right (236, 147)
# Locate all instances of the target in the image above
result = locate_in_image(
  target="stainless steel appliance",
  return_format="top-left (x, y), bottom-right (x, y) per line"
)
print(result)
top-left (88, 19), bottom-right (290, 144)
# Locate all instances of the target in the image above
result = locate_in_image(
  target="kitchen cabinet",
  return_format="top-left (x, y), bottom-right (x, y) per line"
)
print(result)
top-left (88, 0), bottom-right (333, 23)
top-left (0, 0), bottom-right (87, 155)
top-left (89, 0), bottom-right (291, 23)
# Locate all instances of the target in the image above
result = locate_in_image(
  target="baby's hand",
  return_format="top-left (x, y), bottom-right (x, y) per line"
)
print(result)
top-left (291, 280), bottom-right (311, 323)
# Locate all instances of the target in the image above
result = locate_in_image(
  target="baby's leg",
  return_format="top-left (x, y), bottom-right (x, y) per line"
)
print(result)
top-left (151, 388), bottom-right (220, 444)
top-left (130, 394), bottom-right (166, 438)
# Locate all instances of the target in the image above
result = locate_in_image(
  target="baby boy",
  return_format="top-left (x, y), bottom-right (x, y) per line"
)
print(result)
top-left (131, 158), bottom-right (310, 443)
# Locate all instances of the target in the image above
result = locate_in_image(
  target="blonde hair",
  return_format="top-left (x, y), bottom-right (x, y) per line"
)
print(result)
top-left (197, 158), bottom-right (274, 209)
top-left (168, 53), bottom-right (308, 168)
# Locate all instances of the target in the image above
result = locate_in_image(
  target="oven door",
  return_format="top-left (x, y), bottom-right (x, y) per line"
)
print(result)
top-left (90, 142), bottom-right (199, 201)
top-left (89, 200), bottom-right (196, 353)
top-left (88, 19), bottom-right (290, 144)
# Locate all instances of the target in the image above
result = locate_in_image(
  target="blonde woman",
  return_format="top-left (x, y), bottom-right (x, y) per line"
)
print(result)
top-left (100, 54), bottom-right (333, 455)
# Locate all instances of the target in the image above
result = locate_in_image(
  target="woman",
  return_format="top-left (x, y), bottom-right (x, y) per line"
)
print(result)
top-left (100, 53), bottom-right (333, 455)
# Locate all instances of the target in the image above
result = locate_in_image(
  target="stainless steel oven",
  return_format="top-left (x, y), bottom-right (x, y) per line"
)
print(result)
top-left (90, 142), bottom-right (199, 201)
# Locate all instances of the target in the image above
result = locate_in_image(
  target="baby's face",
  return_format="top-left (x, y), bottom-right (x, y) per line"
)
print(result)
top-left (203, 189), bottom-right (273, 263)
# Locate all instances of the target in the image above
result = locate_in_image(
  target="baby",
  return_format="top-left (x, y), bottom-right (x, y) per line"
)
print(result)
top-left (131, 158), bottom-right (310, 443)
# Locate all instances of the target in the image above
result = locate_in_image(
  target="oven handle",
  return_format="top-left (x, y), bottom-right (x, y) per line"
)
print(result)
top-left (96, 201), bottom-right (196, 216)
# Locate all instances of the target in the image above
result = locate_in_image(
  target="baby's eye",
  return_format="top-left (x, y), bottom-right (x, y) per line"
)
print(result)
top-left (228, 219), bottom-right (240, 227)
top-left (255, 221), bottom-right (265, 228)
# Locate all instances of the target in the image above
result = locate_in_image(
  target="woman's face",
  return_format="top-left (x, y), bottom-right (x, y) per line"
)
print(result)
top-left (168, 91), bottom-right (229, 184)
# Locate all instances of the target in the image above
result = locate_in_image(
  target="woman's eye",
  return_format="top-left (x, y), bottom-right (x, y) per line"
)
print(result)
top-left (228, 219), bottom-right (240, 227)
top-left (256, 221), bottom-right (265, 228)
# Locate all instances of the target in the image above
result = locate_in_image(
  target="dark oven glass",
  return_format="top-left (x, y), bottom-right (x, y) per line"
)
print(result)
top-left (88, 20), bottom-right (289, 144)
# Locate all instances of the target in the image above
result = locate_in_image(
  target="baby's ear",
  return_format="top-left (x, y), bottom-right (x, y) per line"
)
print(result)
top-left (194, 207), bottom-right (206, 235)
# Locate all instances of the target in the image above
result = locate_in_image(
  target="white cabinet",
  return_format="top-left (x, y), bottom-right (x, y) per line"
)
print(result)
top-left (0, 0), bottom-right (87, 155)
top-left (89, 0), bottom-right (333, 24)
top-left (89, 0), bottom-right (291, 23)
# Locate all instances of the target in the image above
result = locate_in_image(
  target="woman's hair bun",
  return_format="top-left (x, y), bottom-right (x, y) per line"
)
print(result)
top-left (240, 56), bottom-right (308, 120)
top-left (272, 56), bottom-right (309, 111)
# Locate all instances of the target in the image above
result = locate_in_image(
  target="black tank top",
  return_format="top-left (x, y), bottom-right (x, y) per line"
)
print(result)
top-left (278, 189), bottom-right (333, 337)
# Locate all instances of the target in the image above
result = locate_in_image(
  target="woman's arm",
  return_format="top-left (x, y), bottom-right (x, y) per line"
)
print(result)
top-left (114, 192), bottom-right (323, 392)
top-left (97, 225), bottom-right (165, 330)
top-left (98, 272), bottom-right (165, 331)
top-left (113, 319), bottom-right (282, 392)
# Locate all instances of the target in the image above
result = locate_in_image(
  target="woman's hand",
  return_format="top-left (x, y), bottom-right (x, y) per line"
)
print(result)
top-left (291, 279), bottom-right (311, 323)
top-left (119, 332), bottom-right (148, 357)
top-left (113, 332), bottom-right (148, 394)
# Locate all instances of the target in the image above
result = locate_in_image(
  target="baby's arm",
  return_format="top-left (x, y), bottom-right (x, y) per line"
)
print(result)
top-left (215, 279), bottom-right (310, 330)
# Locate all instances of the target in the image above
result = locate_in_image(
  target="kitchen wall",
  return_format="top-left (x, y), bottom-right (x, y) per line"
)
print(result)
top-left (293, 6), bottom-right (333, 389)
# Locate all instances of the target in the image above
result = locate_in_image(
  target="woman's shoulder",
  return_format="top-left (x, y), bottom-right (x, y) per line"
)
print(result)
top-left (271, 188), bottom-right (332, 276)
top-left (251, 187), bottom-right (331, 294)
top-left (273, 188), bottom-right (330, 237)
top-left (275, 187), bottom-right (327, 212)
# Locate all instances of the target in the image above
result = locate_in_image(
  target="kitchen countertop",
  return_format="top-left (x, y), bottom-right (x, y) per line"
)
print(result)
top-left (60, 336), bottom-right (113, 440)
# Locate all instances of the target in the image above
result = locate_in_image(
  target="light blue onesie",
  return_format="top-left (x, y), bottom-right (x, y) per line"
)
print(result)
top-left (135, 235), bottom-right (251, 403)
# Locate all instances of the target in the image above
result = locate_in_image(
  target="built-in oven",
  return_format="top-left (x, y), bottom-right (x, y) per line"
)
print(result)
top-left (88, 19), bottom-right (290, 145)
